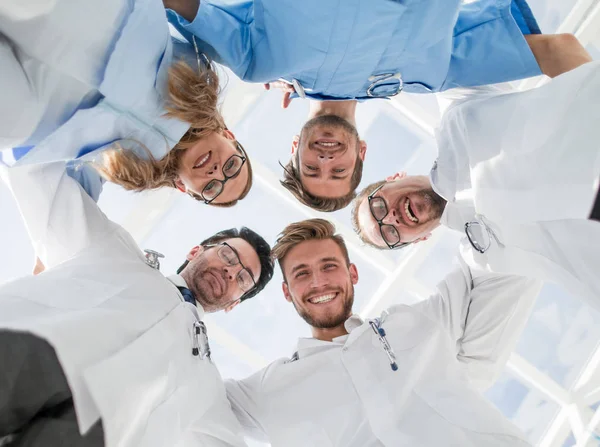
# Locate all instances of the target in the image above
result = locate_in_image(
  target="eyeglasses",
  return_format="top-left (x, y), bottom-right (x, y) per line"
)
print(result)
top-left (205, 242), bottom-right (257, 295)
top-left (367, 184), bottom-right (409, 250)
top-left (464, 221), bottom-right (492, 254)
top-left (200, 142), bottom-right (248, 204)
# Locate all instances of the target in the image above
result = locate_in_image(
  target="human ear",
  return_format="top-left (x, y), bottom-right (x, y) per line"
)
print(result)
top-left (414, 233), bottom-right (432, 244)
top-left (291, 135), bottom-right (300, 155)
top-left (358, 141), bottom-right (367, 161)
top-left (222, 129), bottom-right (236, 141)
top-left (186, 245), bottom-right (205, 261)
top-left (385, 171), bottom-right (407, 182)
top-left (174, 177), bottom-right (187, 193)
top-left (348, 263), bottom-right (359, 285)
top-left (282, 281), bottom-right (293, 303)
top-left (224, 299), bottom-right (241, 313)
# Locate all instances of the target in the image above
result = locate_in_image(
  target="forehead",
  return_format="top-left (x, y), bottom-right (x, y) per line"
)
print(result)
top-left (282, 239), bottom-right (346, 271)
top-left (356, 196), bottom-right (386, 248)
top-left (222, 237), bottom-right (261, 278)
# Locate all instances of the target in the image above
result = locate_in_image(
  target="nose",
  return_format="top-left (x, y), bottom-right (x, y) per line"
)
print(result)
top-left (309, 270), bottom-right (328, 288)
top-left (317, 152), bottom-right (335, 163)
top-left (382, 208), bottom-right (401, 226)
top-left (206, 162), bottom-right (223, 178)
top-left (223, 266), bottom-right (242, 284)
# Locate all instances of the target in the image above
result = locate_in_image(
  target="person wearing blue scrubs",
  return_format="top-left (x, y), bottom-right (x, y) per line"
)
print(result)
top-left (0, 0), bottom-right (253, 208)
top-left (166, 0), bottom-right (590, 212)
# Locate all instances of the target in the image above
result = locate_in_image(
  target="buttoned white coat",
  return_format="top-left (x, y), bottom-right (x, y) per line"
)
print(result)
top-left (226, 259), bottom-right (542, 446)
top-left (432, 61), bottom-right (600, 310)
top-left (0, 162), bottom-right (246, 447)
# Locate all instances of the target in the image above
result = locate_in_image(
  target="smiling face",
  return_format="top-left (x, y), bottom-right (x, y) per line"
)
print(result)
top-left (175, 130), bottom-right (250, 205)
top-left (181, 237), bottom-right (261, 313)
top-left (293, 115), bottom-right (366, 199)
top-left (354, 175), bottom-right (447, 248)
top-left (281, 239), bottom-right (358, 330)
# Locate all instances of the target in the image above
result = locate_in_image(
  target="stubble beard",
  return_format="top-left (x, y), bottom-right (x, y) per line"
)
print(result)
top-left (292, 285), bottom-right (355, 330)
top-left (181, 257), bottom-right (222, 313)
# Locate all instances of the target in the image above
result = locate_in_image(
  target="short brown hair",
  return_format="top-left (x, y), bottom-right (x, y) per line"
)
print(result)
top-left (272, 218), bottom-right (351, 281)
top-left (279, 151), bottom-right (363, 212)
top-left (351, 180), bottom-right (387, 249)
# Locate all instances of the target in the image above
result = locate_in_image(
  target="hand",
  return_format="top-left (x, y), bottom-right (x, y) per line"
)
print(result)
top-left (33, 257), bottom-right (45, 275)
top-left (263, 81), bottom-right (296, 109)
top-left (163, 0), bottom-right (199, 22)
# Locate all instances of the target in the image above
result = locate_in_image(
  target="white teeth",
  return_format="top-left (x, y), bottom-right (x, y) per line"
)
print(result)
top-left (309, 293), bottom-right (336, 304)
top-left (194, 153), bottom-right (210, 168)
top-left (405, 199), bottom-right (418, 223)
top-left (319, 142), bottom-right (339, 147)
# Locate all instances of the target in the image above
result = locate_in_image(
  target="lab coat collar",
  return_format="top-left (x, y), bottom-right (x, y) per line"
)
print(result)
top-left (166, 274), bottom-right (205, 319)
top-left (295, 314), bottom-right (367, 354)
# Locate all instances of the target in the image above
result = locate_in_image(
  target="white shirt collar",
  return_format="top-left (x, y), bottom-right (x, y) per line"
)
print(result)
top-left (295, 314), bottom-right (365, 352)
top-left (166, 274), bottom-right (205, 318)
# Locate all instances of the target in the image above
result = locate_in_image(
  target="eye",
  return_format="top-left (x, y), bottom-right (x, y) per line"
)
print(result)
top-left (323, 263), bottom-right (337, 271)
top-left (295, 271), bottom-right (309, 279)
top-left (224, 159), bottom-right (235, 171)
top-left (305, 165), bottom-right (317, 171)
top-left (204, 182), bottom-right (217, 192)
top-left (333, 168), bottom-right (345, 173)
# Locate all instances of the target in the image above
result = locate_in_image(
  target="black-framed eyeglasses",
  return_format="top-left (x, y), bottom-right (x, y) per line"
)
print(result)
top-left (201, 142), bottom-right (248, 204)
top-left (464, 221), bottom-right (492, 254)
top-left (205, 242), bottom-right (257, 295)
top-left (367, 184), bottom-right (409, 250)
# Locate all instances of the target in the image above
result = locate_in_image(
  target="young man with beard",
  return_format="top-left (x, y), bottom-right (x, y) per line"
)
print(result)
top-left (351, 55), bottom-right (600, 312)
top-left (165, 0), bottom-right (588, 211)
top-left (225, 218), bottom-right (542, 447)
top-left (0, 161), bottom-right (273, 446)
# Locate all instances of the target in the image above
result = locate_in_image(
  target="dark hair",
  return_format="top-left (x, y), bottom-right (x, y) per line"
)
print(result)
top-left (177, 227), bottom-right (274, 301)
top-left (279, 151), bottom-right (364, 213)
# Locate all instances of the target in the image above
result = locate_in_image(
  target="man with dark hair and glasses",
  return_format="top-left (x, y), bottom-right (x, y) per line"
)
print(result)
top-left (0, 160), bottom-right (274, 446)
top-left (352, 54), bottom-right (600, 313)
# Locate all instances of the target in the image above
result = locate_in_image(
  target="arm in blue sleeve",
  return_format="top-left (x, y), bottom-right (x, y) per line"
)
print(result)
top-left (167, 0), bottom-right (255, 79)
top-left (441, 0), bottom-right (541, 91)
top-left (66, 162), bottom-right (105, 203)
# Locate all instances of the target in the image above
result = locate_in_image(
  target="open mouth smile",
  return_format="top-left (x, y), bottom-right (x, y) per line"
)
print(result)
top-left (193, 151), bottom-right (212, 169)
top-left (307, 292), bottom-right (337, 304)
top-left (404, 198), bottom-right (419, 223)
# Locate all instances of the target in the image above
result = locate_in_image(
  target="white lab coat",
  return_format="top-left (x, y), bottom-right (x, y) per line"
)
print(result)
top-left (432, 60), bottom-right (600, 310)
top-left (0, 162), bottom-right (246, 447)
top-left (226, 261), bottom-right (542, 446)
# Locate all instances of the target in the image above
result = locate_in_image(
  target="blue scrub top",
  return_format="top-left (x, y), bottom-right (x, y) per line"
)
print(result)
top-left (169, 0), bottom-right (542, 100)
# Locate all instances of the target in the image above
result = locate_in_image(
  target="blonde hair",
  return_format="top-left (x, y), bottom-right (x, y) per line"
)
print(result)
top-left (95, 61), bottom-right (252, 207)
top-left (272, 218), bottom-right (350, 280)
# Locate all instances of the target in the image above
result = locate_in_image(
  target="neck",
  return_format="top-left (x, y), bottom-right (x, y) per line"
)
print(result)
top-left (312, 323), bottom-right (349, 342)
top-left (308, 100), bottom-right (358, 126)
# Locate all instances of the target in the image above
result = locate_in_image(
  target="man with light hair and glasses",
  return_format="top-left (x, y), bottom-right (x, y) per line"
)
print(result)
top-left (0, 160), bottom-right (274, 446)
top-left (351, 50), bottom-right (600, 312)
top-left (165, 0), bottom-right (589, 212)
top-left (224, 218), bottom-right (541, 446)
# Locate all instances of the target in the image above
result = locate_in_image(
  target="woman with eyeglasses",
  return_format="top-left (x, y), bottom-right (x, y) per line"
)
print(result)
top-left (0, 0), bottom-right (252, 207)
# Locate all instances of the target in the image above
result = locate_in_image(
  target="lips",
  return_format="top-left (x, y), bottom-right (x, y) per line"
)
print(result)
top-left (313, 139), bottom-right (343, 151)
top-left (307, 291), bottom-right (338, 305)
top-left (193, 151), bottom-right (212, 169)
top-left (205, 270), bottom-right (224, 297)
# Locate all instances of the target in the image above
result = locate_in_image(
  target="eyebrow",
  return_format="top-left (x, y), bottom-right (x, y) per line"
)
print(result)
top-left (289, 257), bottom-right (341, 274)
